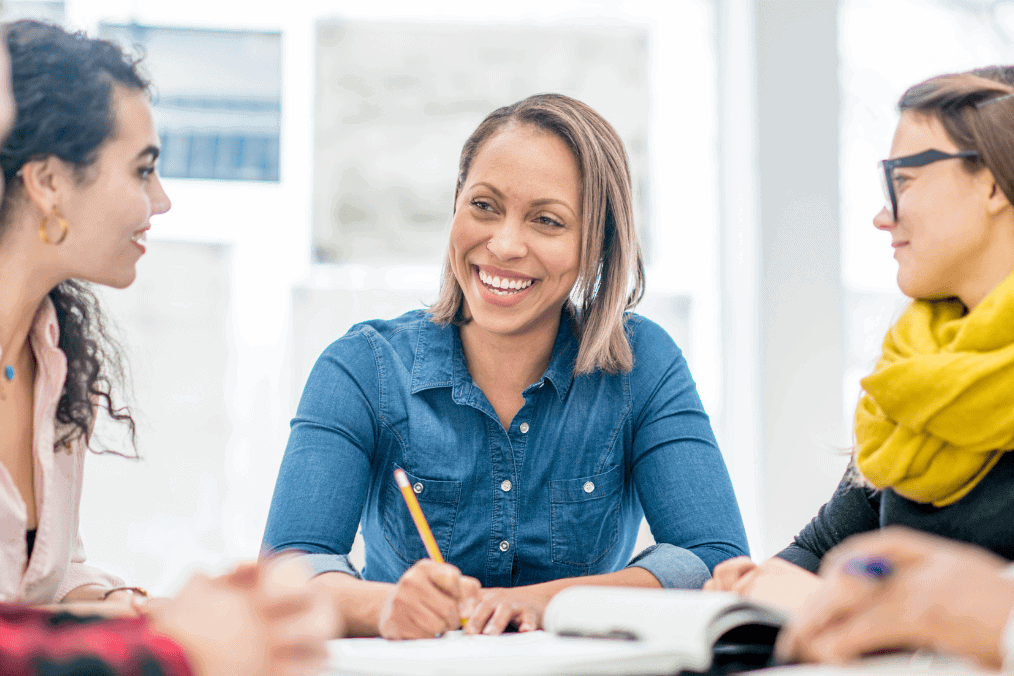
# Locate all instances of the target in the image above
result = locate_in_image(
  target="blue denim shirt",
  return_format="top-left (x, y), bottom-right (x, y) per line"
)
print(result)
top-left (263, 310), bottom-right (748, 589)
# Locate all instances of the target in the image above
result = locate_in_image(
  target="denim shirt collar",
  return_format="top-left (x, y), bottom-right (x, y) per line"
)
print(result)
top-left (410, 311), bottom-right (579, 400)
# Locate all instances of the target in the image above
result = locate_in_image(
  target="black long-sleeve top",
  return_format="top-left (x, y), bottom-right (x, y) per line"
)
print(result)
top-left (776, 452), bottom-right (1014, 572)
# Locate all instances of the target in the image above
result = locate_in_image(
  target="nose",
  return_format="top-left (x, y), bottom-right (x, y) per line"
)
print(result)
top-left (486, 218), bottom-right (526, 260)
top-left (150, 173), bottom-right (172, 215)
top-left (873, 205), bottom-right (894, 231)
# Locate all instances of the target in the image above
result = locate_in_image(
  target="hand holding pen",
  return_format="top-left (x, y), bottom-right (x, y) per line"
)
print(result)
top-left (775, 527), bottom-right (1014, 669)
top-left (377, 469), bottom-right (481, 640)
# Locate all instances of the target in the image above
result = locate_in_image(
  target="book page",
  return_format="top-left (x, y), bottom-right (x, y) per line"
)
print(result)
top-left (544, 586), bottom-right (786, 657)
top-left (327, 631), bottom-right (700, 676)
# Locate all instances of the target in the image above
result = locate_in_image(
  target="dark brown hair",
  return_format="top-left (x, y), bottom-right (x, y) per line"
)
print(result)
top-left (0, 20), bottom-right (149, 453)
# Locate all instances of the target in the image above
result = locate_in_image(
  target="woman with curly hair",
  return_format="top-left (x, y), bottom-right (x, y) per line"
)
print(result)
top-left (0, 19), bottom-right (170, 608)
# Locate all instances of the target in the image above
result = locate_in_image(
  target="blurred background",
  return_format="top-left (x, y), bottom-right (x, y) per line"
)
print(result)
top-left (6, 0), bottom-right (1010, 593)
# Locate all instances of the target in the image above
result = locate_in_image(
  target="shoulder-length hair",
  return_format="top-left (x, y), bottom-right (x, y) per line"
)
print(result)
top-left (429, 93), bottom-right (645, 375)
top-left (898, 69), bottom-right (1014, 208)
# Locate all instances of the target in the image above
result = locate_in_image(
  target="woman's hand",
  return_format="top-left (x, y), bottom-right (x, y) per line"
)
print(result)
top-left (462, 587), bottom-right (549, 635)
top-left (704, 556), bottom-right (819, 614)
top-left (50, 585), bottom-right (149, 618)
top-left (377, 560), bottom-right (481, 639)
top-left (776, 527), bottom-right (1014, 669)
top-left (703, 556), bottom-right (760, 592)
top-left (148, 558), bottom-right (339, 676)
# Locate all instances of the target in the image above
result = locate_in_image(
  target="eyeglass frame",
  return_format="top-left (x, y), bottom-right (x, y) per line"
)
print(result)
top-left (880, 148), bottom-right (980, 221)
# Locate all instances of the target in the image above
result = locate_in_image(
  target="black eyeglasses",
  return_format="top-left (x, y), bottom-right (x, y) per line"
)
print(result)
top-left (880, 149), bottom-right (980, 221)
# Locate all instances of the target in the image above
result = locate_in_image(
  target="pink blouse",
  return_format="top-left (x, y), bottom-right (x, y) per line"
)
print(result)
top-left (0, 298), bottom-right (122, 603)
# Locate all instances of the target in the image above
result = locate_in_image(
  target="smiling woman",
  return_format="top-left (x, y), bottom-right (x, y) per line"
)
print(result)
top-left (263, 93), bottom-right (749, 640)
top-left (706, 69), bottom-right (1014, 628)
top-left (0, 19), bottom-right (170, 607)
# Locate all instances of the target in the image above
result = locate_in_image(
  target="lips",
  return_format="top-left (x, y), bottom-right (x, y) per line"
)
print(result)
top-left (471, 265), bottom-right (538, 307)
top-left (477, 267), bottom-right (535, 295)
top-left (130, 225), bottom-right (149, 253)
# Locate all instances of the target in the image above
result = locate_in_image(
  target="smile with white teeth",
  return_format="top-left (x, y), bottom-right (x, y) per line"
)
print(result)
top-left (131, 230), bottom-right (147, 243)
top-left (478, 268), bottom-right (535, 296)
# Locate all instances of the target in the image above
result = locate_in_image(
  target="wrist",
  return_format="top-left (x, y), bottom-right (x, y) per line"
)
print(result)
top-left (102, 586), bottom-right (150, 602)
top-left (313, 571), bottom-right (387, 637)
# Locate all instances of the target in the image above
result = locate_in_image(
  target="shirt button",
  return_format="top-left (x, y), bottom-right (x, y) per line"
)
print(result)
top-left (499, 540), bottom-right (510, 552)
top-left (413, 482), bottom-right (424, 494)
top-left (583, 481), bottom-right (595, 493)
top-left (501, 479), bottom-right (512, 492)
top-left (519, 422), bottom-right (530, 434)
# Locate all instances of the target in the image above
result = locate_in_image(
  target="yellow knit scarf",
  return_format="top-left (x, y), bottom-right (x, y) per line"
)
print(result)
top-left (855, 272), bottom-right (1014, 507)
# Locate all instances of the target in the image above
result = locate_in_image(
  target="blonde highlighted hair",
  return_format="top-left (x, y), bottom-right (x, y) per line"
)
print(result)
top-left (429, 93), bottom-right (645, 375)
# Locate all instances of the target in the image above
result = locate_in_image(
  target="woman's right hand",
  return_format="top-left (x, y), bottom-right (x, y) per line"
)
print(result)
top-left (378, 560), bottom-right (481, 639)
top-left (148, 558), bottom-right (338, 676)
top-left (704, 556), bottom-right (761, 592)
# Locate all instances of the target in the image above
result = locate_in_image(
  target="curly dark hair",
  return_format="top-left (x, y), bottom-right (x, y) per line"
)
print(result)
top-left (0, 20), bottom-right (151, 453)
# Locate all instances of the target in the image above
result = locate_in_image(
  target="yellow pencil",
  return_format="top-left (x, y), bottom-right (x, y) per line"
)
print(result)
top-left (394, 468), bottom-right (470, 629)
top-left (394, 468), bottom-right (444, 563)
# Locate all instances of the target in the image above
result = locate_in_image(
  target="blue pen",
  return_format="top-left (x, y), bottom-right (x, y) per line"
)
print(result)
top-left (842, 555), bottom-right (893, 580)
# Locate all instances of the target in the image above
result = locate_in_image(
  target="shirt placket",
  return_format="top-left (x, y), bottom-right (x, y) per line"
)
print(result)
top-left (484, 383), bottom-right (540, 588)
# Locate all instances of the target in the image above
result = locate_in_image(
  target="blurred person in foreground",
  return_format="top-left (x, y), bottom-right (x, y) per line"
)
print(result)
top-left (706, 66), bottom-right (1014, 614)
top-left (0, 20), bottom-right (336, 676)
top-left (263, 93), bottom-right (748, 639)
top-left (776, 527), bottom-right (1014, 671)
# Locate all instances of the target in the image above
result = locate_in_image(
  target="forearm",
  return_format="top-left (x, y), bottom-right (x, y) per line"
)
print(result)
top-left (60, 584), bottom-right (110, 603)
top-left (310, 572), bottom-right (395, 637)
top-left (521, 566), bottom-right (660, 607)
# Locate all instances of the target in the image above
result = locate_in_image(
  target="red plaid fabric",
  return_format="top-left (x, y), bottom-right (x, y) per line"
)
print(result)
top-left (0, 605), bottom-right (193, 676)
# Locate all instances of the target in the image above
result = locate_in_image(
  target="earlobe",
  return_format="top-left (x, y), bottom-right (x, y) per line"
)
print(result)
top-left (985, 175), bottom-right (1011, 218)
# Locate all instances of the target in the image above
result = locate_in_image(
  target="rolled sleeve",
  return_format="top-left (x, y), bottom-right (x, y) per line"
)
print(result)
top-left (626, 543), bottom-right (711, 589)
top-left (300, 552), bottom-right (362, 580)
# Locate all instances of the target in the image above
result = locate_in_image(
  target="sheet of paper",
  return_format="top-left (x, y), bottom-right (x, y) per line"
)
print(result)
top-left (326, 631), bottom-right (699, 676)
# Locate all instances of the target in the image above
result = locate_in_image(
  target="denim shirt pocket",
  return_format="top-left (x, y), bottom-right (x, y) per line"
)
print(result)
top-left (549, 464), bottom-right (623, 566)
top-left (381, 465), bottom-right (461, 565)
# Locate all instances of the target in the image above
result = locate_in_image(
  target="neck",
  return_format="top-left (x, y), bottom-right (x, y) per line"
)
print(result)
top-left (0, 221), bottom-right (65, 365)
top-left (957, 208), bottom-right (1014, 312)
top-left (459, 311), bottom-right (562, 394)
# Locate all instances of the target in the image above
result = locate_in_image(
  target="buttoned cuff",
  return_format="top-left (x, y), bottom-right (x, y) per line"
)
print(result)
top-left (298, 553), bottom-right (363, 580)
top-left (625, 543), bottom-right (711, 589)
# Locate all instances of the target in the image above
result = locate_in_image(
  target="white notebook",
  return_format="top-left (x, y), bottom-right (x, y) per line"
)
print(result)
top-left (327, 586), bottom-right (788, 676)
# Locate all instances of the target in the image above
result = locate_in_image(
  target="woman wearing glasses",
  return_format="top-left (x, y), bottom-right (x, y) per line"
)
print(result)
top-left (706, 67), bottom-right (1014, 610)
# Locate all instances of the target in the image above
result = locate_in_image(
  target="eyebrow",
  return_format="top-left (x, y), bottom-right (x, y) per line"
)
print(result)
top-left (471, 182), bottom-right (578, 213)
top-left (137, 145), bottom-right (160, 161)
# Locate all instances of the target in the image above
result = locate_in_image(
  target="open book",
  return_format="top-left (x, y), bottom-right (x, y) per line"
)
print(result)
top-left (327, 587), bottom-right (788, 676)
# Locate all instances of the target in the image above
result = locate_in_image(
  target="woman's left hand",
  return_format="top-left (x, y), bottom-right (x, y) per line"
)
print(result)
top-left (461, 587), bottom-right (549, 635)
top-left (776, 527), bottom-right (1014, 669)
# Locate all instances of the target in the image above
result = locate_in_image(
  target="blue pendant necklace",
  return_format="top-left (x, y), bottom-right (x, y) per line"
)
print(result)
top-left (3, 365), bottom-right (11, 381)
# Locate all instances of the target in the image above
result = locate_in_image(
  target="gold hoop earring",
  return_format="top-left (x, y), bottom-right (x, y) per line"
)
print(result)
top-left (38, 211), bottom-right (68, 245)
